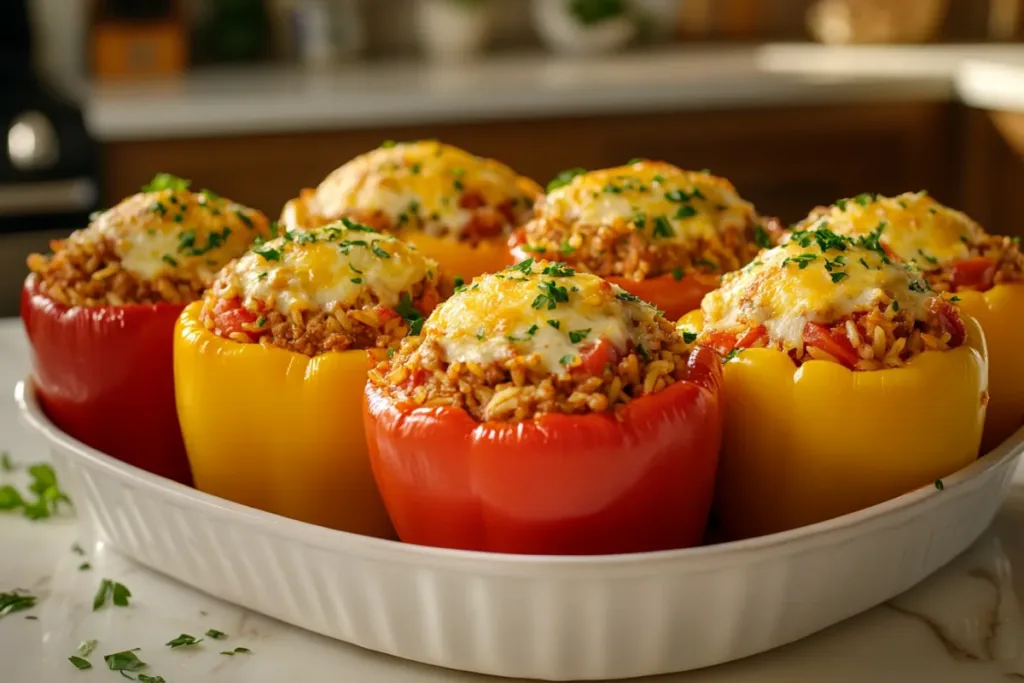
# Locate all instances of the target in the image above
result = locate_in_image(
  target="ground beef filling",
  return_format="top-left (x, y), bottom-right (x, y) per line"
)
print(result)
top-left (371, 316), bottom-right (690, 422)
top-left (200, 279), bottom-right (440, 358)
top-left (27, 238), bottom-right (203, 307)
top-left (701, 296), bottom-right (965, 371)
top-left (513, 216), bottom-right (784, 281)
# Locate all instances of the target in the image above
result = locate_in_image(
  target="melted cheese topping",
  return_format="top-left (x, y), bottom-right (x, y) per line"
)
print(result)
top-left (539, 161), bottom-right (758, 245)
top-left (794, 192), bottom-right (987, 269)
top-left (290, 140), bottom-right (542, 240)
top-left (426, 260), bottom-right (661, 374)
top-left (70, 188), bottom-right (268, 282)
top-left (702, 236), bottom-right (934, 349)
top-left (212, 222), bottom-right (437, 315)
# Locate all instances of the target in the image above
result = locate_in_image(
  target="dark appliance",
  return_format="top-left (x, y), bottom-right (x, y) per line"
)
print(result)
top-left (0, 0), bottom-right (102, 316)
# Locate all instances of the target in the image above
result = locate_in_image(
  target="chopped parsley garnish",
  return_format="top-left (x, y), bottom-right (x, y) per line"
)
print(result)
top-left (674, 205), bottom-right (697, 220)
top-left (0, 463), bottom-right (71, 520)
top-left (350, 277), bottom-right (363, 284)
top-left (636, 344), bottom-right (650, 361)
top-left (811, 228), bottom-right (849, 253)
top-left (161, 255), bottom-right (178, 267)
top-left (410, 163), bottom-right (422, 174)
top-left (627, 157), bottom-right (645, 164)
top-left (693, 257), bottom-right (719, 271)
top-left (508, 259), bottom-right (534, 274)
top-left (671, 267), bottom-right (683, 281)
top-left (682, 331), bottom-right (698, 344)
top-left (79, 562), bottom-right (92, 571)
top-left (235, 210), bottom-right (254, 229)
top-left (632, 210), bottom-right (647, 228)
top-left (0, 591), bottom-right (36, 618)
top-left (68, 656), bottom-right (92, 670)
top-left (337, 239), bottom-right (368, 255)
top-left (835, 199), bottom-right (848, 211)
top-left (177, 229), bottom-right (197, 252)
top-left (652, 215), bottom-right (674, 238)
top-left (371, 242), bottom-right (391, 259)
top-left (753, 225), bottom-right (772, 249)
top-left (380, 140), bottom-right (397, 148)
top-left (616, 291), bottom-right (640, 303)
top-left (254, 246), bottom-right (281, 262)
top-left (395, 293), bottom-right (425, 336)
top-left (520, 244), bottom-right (548, 254)
top-left (104, 650), bottom-right (146, 674)
top-left (166, 633), bottom-right (204, 648)
top-left (452, 276), bottom-right (465, 289)
top-left (255, 316), bottom-right (267, 327)
top-left (546, 168), bottom-right (587, 192)
top-left (532, 281), bottom-right (570, 311)
top-left (220, 647), bottom-right (251, 656)
top-left (139, 675), bottom-right (167, 683)
top-left (341, 217), bottom-right (375, 233)
top-left (909, 280), bottom-right (930, 293)
top-left (527, 324), bottom-right (539, 336)
top-left (892, 300), bottom-right (900, 311)
top-left (205, 629), bottom-right (227, 639)
top-left (0, 452), bottom-right (11, 472)
top-left (559, 240), bottom-right (576, 254)
top-left (664, 190), bottom-right (691, 203)
top-left (723, 348), bottom-right (743, 362)
top-left (453, 179), bottom-right (464, 192)
top-left (603, 183), bottom-right (623, 194)
top-left (142, 173), bottom-right (190, 193)
top-left (853, 192), bottom-right (877, 207)
top-left (541, 263), bottom-right (575, 277)
top-left (150, 201), bottom-right (167, 216)
top-left (917, 249), bottom-right (938, 265)
top-left (92, 579), bottom-right (131, 611)
top-left (546, 320), bottom-right (560, 329)
top-left (71, 543), bottom-right (85, 555)
top-left (934, 479), bottom-right (944, 491)
top-left (559, 354), bottom-right (576, 366)
top-left (568, 329), bottom-right (591, 344)
top-left (950, 295), bottom-right (961, 303)
top-left (783, 253), bottom-right (818, 270)
top-left (859, 257), bottom-right (870, 269)
top-left (830, 271), bottom-right (848, 283)
top-left (257, 272), bottom-right (268, 281)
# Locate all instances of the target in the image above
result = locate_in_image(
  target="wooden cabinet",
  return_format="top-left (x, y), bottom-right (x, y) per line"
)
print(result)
top-left (102, 101), bottom-right (956, 225)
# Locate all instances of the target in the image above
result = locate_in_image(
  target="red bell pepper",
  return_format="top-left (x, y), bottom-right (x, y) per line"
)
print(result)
top-left (363, 346), bottom-right (723, 555)
top-left (21, 275), bottom-right (191, 485)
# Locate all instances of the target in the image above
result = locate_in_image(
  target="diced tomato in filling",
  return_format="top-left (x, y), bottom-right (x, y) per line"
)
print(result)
top-left (212, 297), bottom-right (260, 341)
top-left (375, 306), bottom-right (401, 323)
top-left (578, 339), bottom-right (619, 376)
top-left (930, 298), bottom-right (966, 347)
top-left (462, 214), bottom-right (504, 241)
top-left (417, 288), bottom-right (440, 316)
top-left (459, 192), bottom-right (485, 210)
top-left (703, 331), bottom-right (739, 358)
top-left (950, 257), bottom-right (998, 291)
top-left (803, 322), bottom-right (860, 368)
top-left (735, 325), bottom-right (767, 349)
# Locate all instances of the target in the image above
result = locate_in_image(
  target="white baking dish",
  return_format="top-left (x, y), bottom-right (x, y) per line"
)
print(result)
top-left (15, 377), bottom-right (1023, 680)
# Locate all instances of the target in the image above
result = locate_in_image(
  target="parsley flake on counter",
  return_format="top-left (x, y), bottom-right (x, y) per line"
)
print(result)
top-left (68, 656), bottom-right (91, 670)
top-left (0, 452), bottom-right (12, 472)
top-left (138, 675), bottom-right (167, 683)
top-left (0, 590), bottom-right (36, 618)
top-left (166, 633), bottom-right (204, 648)
top-left (79, 563), bottom-right (91, 571)
top-left (205, 629), bottom-right (227, 640)
top-left (71, 543), bottom-right (85, 555)
top-left (220, 647), bottom-right (251, 656)
top-left (934, 479), bottom-right (945, 491)
top-left (93, 579), bottom-right (131, 611)
top-left (104, 650), bottom-right (146, 674)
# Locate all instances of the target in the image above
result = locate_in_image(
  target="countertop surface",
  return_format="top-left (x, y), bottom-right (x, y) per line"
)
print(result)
top-left (82, 43), bottom-right (1024, 143)
top-left (5, 314), bottom-right (1024, 682)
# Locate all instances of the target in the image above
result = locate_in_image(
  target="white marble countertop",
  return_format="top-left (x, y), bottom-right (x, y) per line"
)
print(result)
top-left (4, 316), bottom-right (1024, 682)
top-left (81, 43), bottom-right (1024, 143)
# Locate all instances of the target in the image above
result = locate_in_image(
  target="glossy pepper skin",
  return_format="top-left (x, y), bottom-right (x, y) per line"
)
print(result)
top-left (952, 283), bottom-right (1024, 452)
top-left (680, 311), bottom-right (988, 540)
top-left (174, 302), bottom-right (395, 538)
top-left (400, 231), bottom-right (512, 281)
top-left (21, 275), bottom-right (192, 484)
top-left (363, 346), bottom-right (724, 555)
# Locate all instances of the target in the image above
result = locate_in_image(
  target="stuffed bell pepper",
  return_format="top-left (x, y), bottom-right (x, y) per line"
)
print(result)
top-left (363, 259), bottom-right (723, 555)
top-left (174, 219), bottom-right (442, 536)
top-left (23, 174), bottom-right (270, 484)
top-left (681, 229), bottom-right (987, 540)
top-left (791, 191), bottom-right (1024, 451)
top-left (280, 140), bottom-right (542, 281)
top-left (508, 161), bottom-right (782, 320)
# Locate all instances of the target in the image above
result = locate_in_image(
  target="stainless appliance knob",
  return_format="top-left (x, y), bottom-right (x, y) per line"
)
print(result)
top-left (7, 110), bottom-right (60, 172)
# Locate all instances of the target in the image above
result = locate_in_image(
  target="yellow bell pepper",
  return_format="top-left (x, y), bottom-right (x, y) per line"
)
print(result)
top-left (173, 302), bottom-right (395, 538)
top-left (679, 311), bottom-right (988, 540)
top-left (398, 230), bottom-right (512, 281)
top-left (951, 283), bottom-right (1024, 453)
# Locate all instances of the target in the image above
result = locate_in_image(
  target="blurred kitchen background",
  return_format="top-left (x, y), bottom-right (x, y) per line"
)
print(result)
top-left (3, 0), bottom-right (1024, 315)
